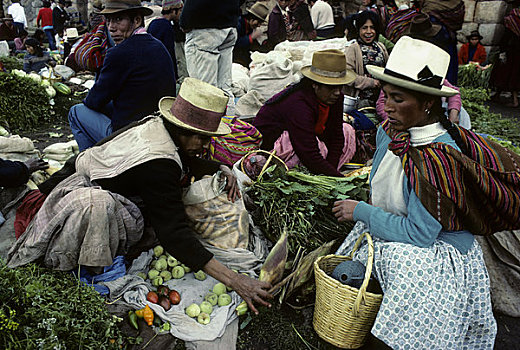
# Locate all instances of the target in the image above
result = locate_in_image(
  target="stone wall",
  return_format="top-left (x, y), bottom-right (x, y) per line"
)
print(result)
top-left (457, 0), bottom-right (510, 57)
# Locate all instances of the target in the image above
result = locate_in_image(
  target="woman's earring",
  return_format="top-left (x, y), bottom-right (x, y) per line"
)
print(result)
top-left (424, 108), bottom-right (431, 115)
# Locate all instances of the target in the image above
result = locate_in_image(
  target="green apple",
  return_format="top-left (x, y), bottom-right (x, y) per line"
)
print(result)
top-left (155, 258), bottom-right (167, 271)
top-left (199, 301), bottom-right (213, 314)
top-left (181, 264), bottom-right (191, 273)
top-left (212, 282), bottom-right (227, 296)
top-left (148, 269), bottom-right (160, 280)
top-left (204, 292), bottom-right (218, 306)
top-left (152, 276), bottom-right (164, 286)
top-left (218, 293), bottom-right (232, 306)
top-left (172, 266), bottom-right (185, 279)
top-left (194, 270), bottom-right (206, 281)
top-left (197, 312), bottom-right (210, 325)
top-left (153, 245), bottom-right (164, 257)
top-left (160, 270), bottom-right (172, 281)
top-left (185, 303), bottom-right (201, 318)
top-left (167, 256), bottom-right (178, 268)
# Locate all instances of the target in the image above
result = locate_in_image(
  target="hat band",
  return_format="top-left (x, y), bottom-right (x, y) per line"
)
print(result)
top-left (383, 67), bottom-right (443, 89)
top-left (310, 66), bottom-right (346, 78)
top-left (170, 95), bottom-right (224, 133)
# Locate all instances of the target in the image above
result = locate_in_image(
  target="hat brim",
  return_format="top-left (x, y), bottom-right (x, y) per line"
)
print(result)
top-left (405, 23), bottom-right (442, 38)
top-left (300, 66), bottom-right (357, 85)
top-left (159, 97), bottom-right (232, 136)
top-left (467, 34), bottom-right (483, 40)
top-left (247, 9), bottom-right (266, 22)
top-left (100, 6), bottom-right (154, 16)
top-left (366, 65), bottom-right (458, 97)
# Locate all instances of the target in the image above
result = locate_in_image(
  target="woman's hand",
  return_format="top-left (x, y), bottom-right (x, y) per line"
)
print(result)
top-left (332, 199), bottom-right (359, 222)
top-left (230, 273), bottom-right (273, 314)
top-left (220, 165), bottom-right (241, 202)
top-left (448, 109), bottom-right (459, 124)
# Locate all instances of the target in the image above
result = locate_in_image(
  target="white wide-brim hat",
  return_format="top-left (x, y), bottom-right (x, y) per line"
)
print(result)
top-left (366, 36), bottom-right (458, 97)
top-left (159, 78), bottom-right (231, 136)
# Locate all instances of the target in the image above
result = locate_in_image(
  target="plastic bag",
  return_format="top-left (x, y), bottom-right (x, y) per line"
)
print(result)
top-left (183, 173), bottom-right (249, 249)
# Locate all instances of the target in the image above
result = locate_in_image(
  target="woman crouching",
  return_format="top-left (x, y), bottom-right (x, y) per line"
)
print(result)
top-left (333, 36), bottom-right (499, 348)
top-left (253, 49), bottom-right (357, 177)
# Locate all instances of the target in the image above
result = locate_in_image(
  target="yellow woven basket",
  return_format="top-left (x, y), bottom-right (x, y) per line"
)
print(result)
top-left (313, 232), bottom-right (383, 349)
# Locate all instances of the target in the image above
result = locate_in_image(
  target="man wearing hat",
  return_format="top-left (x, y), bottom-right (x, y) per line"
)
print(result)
top-left (148, 0), bottom-right (183, 80)
top-left (234, 2), bottom-right (270, 67)
top-left (458, 30), bottom-right (486, 65)
top-left (0, 15), bottom-right (17, 48)
top-left (68, 0), bottom-right (176, 151)
top-left (180, 0), bottom-right (240, 96)
top-left (254, 49), bottom-right (357, 177)
top-left (10, 78), bottom-right (273, 315)
top-left (53, 0), bottom-right (70, 40)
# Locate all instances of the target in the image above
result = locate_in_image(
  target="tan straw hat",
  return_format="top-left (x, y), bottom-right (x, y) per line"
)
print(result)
top-left (100, 0), bottom-right (153, 16)
top-left (300, 49), bottom-right (356, 85)
top-left (159, 78), bottom-right (231, 136)
top-left (247, 2), bottom-right (270, 22)
top-left (366, 36), bottom-right (458, 97)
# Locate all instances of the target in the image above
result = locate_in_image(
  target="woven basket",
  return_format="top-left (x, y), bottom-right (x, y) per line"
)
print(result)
top-left (313, 232), bottom-right (383, 349)
top-left (239, 149), bottom-right (288, 180)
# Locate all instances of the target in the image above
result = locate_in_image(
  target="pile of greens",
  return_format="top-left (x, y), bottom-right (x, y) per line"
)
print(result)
top-left (461, 87), bottom-right (520, 149)
top-left (248, 167), bottom-right (369, 254)
top-left (0, 261), bottom-right (127, 349)
top-left (0, 56), bottom-right (23, 71)
top-left (458, 64), bottom-right (493, 89)
top-left (0, 72), bottom-right (52, 131)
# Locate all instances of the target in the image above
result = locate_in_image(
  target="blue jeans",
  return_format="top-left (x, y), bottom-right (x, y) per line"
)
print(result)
top-left (44, 28), bottom-right (56, 50)
top-left (13, 22), bottom-right (24, 35)
top-left (68, 103), bottom-right (113, 151)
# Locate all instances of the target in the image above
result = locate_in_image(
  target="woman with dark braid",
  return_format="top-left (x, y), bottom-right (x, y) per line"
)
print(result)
top-left (331, 36), bottom-right (519, 348)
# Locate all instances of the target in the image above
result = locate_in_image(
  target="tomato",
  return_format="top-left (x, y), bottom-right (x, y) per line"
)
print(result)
top-left (168, 290), bottom-right (181, 305)
top-left (146, 291), bottom-right (159, 304)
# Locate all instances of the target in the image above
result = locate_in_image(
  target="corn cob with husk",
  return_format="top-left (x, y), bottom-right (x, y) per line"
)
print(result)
top-left (235, 229), bottom-right (289, 315)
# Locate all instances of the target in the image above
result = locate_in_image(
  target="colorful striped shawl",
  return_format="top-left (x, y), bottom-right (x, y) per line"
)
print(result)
top-left (383, 120), bottom-right (520, 235)
top-left (385, 8), bottom-right (420, 43)
top-left (504, 8), bottom-right (520, 38)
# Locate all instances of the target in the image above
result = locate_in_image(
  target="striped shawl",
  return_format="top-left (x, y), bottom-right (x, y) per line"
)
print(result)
top-left (383, 120), bottom-right (520, 235)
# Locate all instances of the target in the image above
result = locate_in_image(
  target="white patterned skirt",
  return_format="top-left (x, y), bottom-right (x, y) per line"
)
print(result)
top-left (336, 222), bottom-right (497, 350)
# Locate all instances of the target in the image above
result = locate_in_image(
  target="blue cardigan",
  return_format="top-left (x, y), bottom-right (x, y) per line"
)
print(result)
top-left (84, 34), bottom-right (176, 131)
top-left (147, 17), bottom-right (178, 79)
top-left (353, 126), bottom-right (474, 254)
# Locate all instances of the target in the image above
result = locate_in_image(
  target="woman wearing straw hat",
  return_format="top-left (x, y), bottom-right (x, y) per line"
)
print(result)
top-left (332, 36), bottom-right (505, 348)
top-left (254, 49), bottom-right (357, 177)
top-left (9, 78), bottom-right (273, 314)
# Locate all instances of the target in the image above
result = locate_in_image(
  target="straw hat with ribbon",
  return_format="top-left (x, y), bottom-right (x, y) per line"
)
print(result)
top-left (159, 78), bottom-right (231, 136)
top-left (405, 12), bottom-right (441, 38)
top-left (301, 49), bottom-right (356, 85)
top-left (100, 0), bottom-right (153, 16)
top-left (366, 36), bottom-right (458, 97)
top-left (247, 2), bottom-right (270, 22)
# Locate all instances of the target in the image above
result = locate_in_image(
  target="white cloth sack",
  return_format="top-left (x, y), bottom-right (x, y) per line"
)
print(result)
top-left (231, 63), bottom-right (250, 98)
top-left (248, 51), bottom-right (296, 101)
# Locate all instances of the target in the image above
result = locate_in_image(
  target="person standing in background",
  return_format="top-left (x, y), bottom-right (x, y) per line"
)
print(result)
top-left (7, 0), bottom-right (27, 35)
top-left (148, 0), bottom-right (179, 82)
top-left (309, 0), bottom-right (335, 39)
top-left (267, 0), bottom-right (289, 49)
top-left (53, 0), bottom-right (70, 43)
top-left (171, 0), bottom-right (188, 86)
top-left (89, 0), bottom-right (105, 30)
top-left (180, 0), bottom-right (240, 97)
top-left (234, 2), bottom-right (269, 67)
top-left (37, 0), bottom-right (56, 50)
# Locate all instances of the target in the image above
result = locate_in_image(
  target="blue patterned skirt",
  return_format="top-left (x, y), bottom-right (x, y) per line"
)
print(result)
top-left (336, 222), bottom-right (497, 350)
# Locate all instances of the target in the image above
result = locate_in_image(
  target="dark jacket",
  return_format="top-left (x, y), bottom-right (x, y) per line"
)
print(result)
top-left (0, 158), bottom-right (29, 188)
top-left (84, 34), bottom-right (176, 131)
top-left (180, 0), bottom-right (240, 31)
top-left (253, 83), bottom-right (345, 176)
top-left (148, 17), bottom-right (178, 79)
top-left (52, 6), bottom-right (69, 34)
top-left (267, 4), bottom-right (286, 49)
top-left (0, 23), bottom-right (17, 41)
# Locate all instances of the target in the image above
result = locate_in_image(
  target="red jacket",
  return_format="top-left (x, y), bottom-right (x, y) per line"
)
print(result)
top-left (37, 8), bottom-right (53, 28)
top-left (458, 42), bottom-right (487, 65)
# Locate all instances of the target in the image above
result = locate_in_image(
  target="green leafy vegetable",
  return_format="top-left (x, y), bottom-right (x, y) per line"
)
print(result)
top-left (0, 261), bottom-right (128, 349)
top-left (248, 167), bottom-right (369, 254)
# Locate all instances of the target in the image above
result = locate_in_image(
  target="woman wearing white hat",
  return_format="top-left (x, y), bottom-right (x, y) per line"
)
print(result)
top-left (331, 36), bottom-right (515, 348)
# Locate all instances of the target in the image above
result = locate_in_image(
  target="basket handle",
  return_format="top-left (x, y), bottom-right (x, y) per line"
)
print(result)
top-left (347, 232), bottom-right (375, 316)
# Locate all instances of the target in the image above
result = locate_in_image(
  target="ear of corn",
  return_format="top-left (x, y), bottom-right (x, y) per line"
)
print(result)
top-left (259, 229), bottom-right (288, 285)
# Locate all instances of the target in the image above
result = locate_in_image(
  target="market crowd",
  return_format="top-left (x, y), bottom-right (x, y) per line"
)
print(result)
top-left (1, 0), bottom-right (520, 348)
